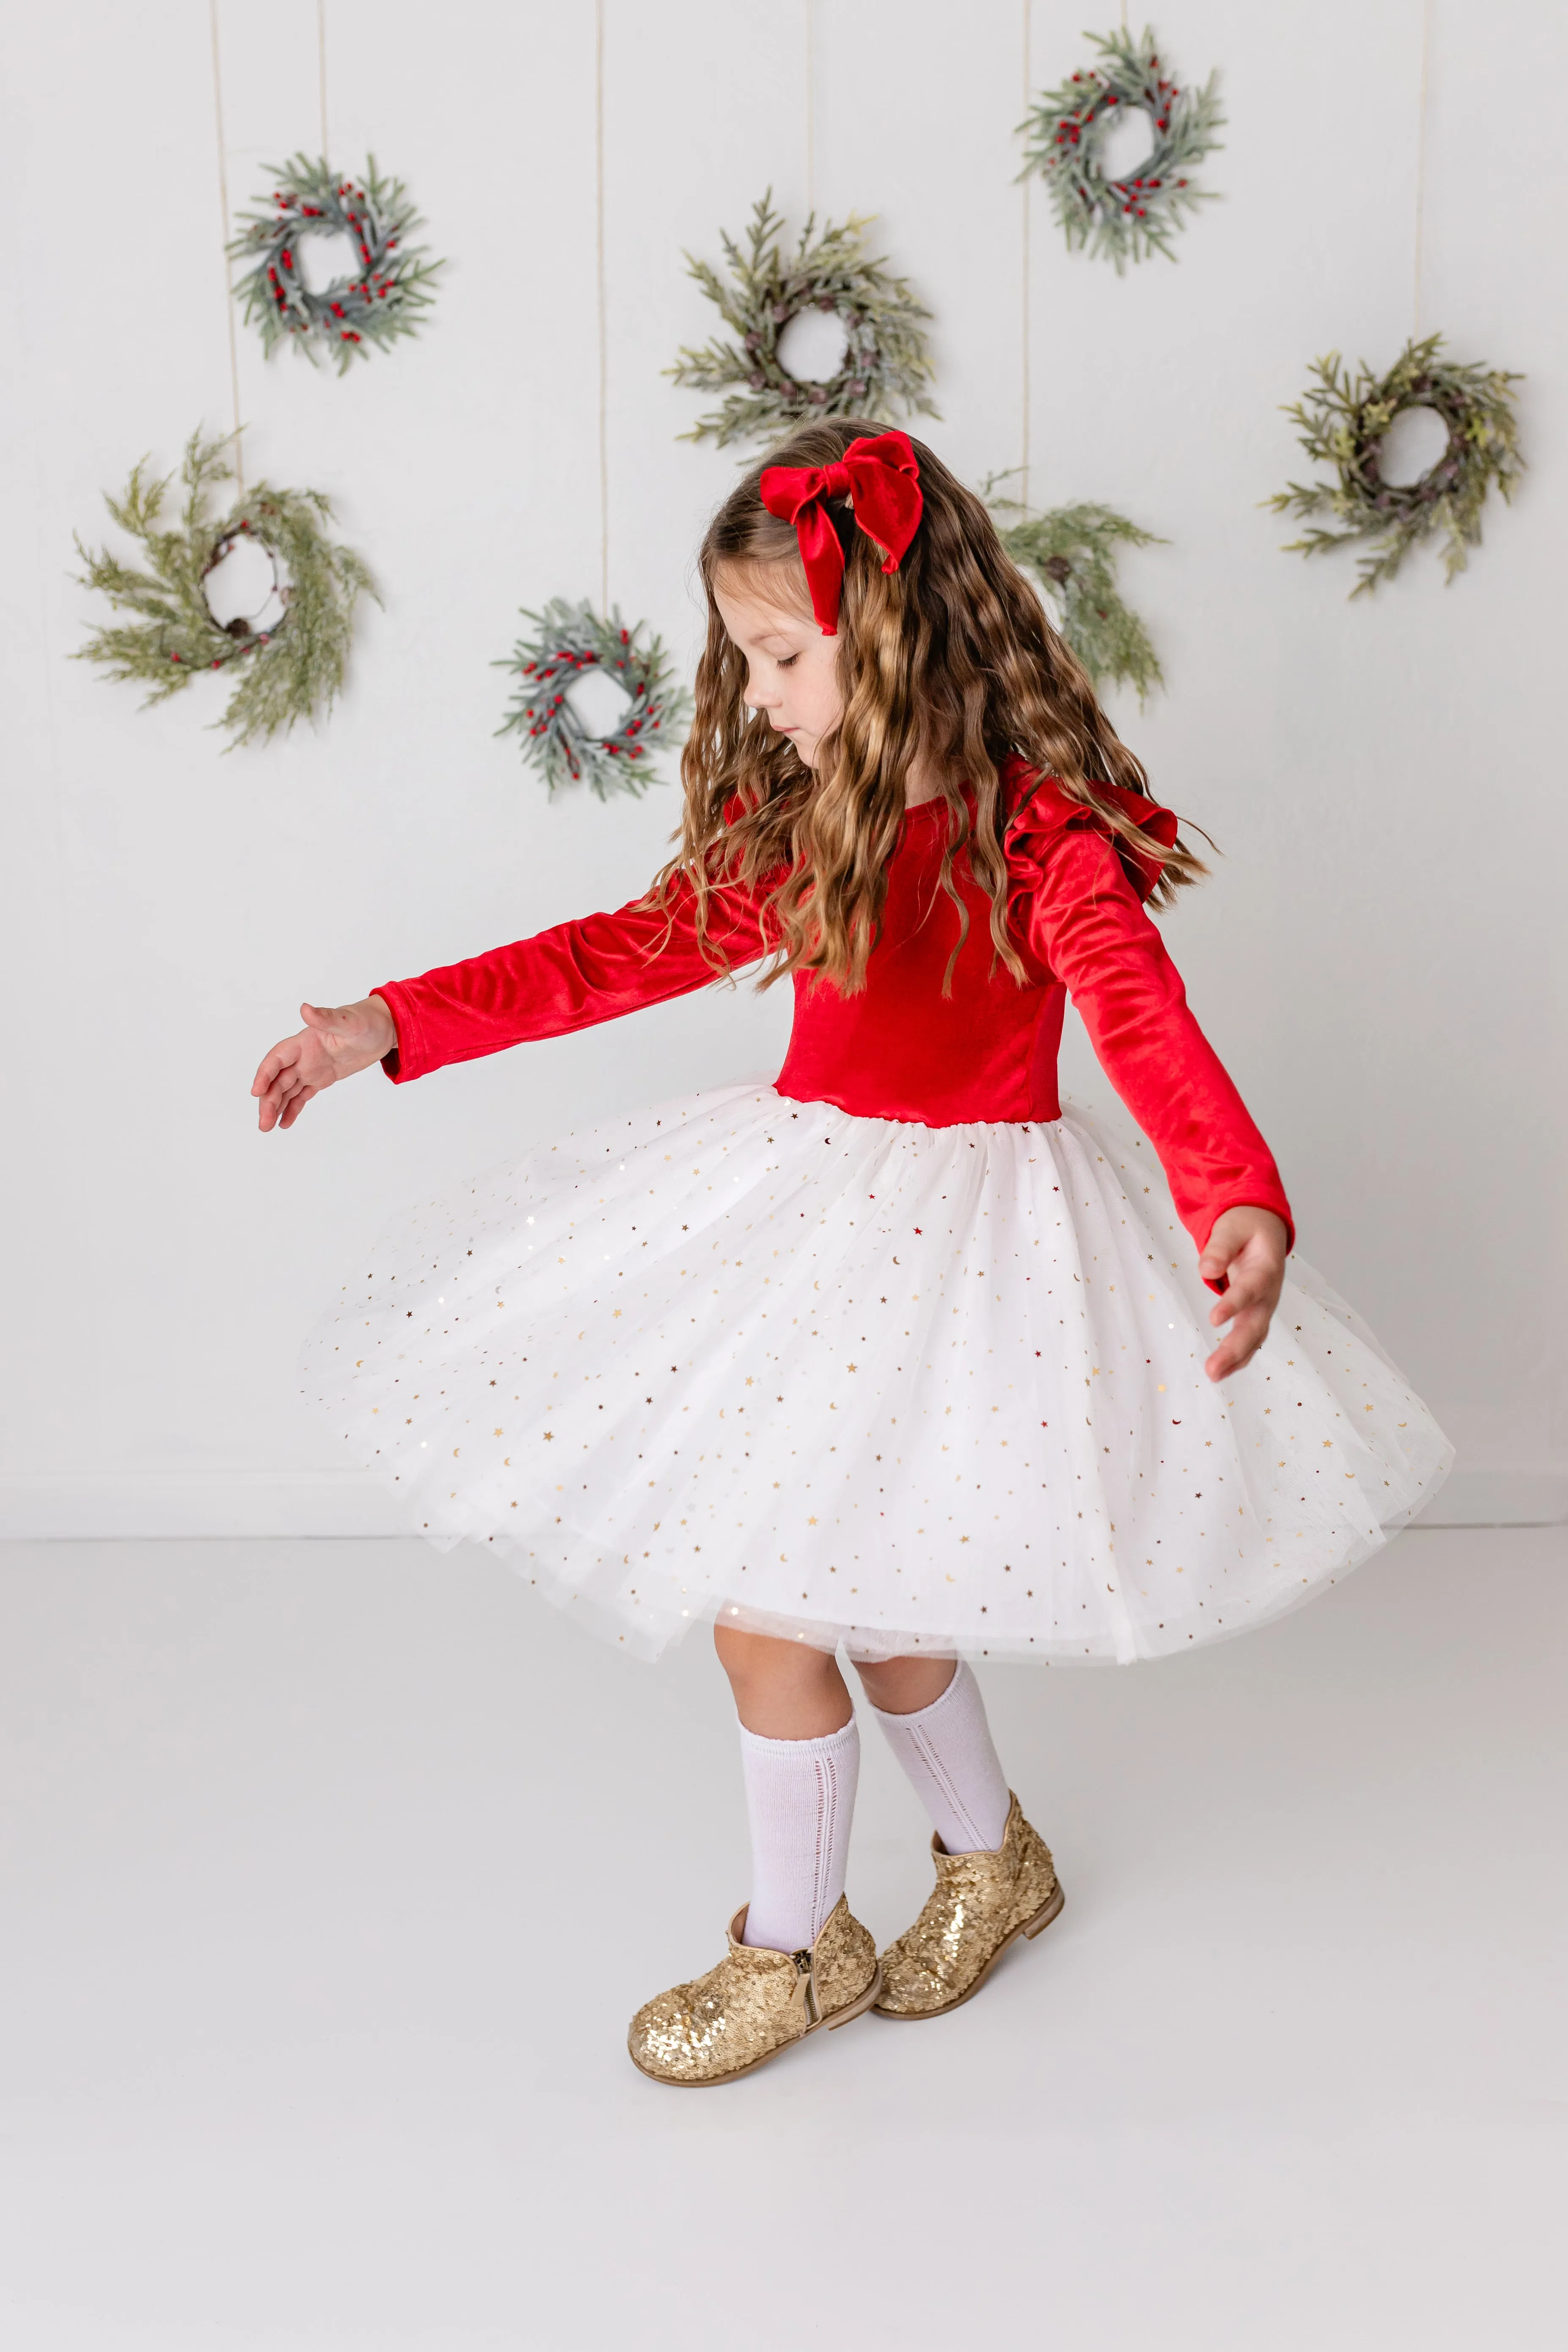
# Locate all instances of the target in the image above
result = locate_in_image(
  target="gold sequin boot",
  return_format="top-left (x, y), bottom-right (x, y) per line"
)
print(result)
top-left (628, 1894), bottom-right (881, 2087)
top-left (874, 1793), bottom-right (1063, 2020)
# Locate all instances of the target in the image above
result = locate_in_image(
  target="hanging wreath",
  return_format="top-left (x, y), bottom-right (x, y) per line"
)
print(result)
top-left (496, 599), bottom-right (692, 800)
top-left (1267, 335), bottom-right (1524, 597)
top-left (669, 192), bottom-right (938, 449)
top-left (1018, 25), bottom-right (1223, 271)
top-left (228, 153), bottom-right (442, 371)
top-left (988, 483), bottom-right (1165, 701)
top-left (74, 430), bottom-right (376, 749)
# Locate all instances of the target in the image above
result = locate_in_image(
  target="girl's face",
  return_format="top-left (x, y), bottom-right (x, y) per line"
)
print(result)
top-left (714, 572), bottom-right (843, 769)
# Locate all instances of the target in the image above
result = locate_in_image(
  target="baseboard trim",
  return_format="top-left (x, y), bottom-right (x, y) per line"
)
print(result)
top-left (0, 1464), bottom-right (1561, 1542)
top-left (0, 1472), bottom-right (410, 1540)
top-left (1411, 1468), bottom-right (1567, 1530)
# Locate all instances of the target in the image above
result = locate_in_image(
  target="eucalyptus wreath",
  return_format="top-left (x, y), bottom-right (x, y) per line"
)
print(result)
top-left (228, 153), bottom-right (441, 370)
top-left (74, 430), bottom-right (376, 748)
top-left (1268, 335), bottom-right (1524, 596)
top-left (497, 599), bottom-right (692, 800)
top-left (988, 481), bottom-right (1165, 701)
top-left (669, 192), bottom-right (937, 449)
top-left (1018, 25), bottom-right (1223, 271)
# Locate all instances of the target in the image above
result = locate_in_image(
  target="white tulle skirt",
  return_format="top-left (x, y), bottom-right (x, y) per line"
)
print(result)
top-left (301, 1083), bottom-right (1452, 1665)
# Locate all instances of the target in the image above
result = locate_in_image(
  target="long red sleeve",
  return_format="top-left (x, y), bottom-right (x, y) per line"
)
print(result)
top-left (373, 871), bottom-right (769, 1084)
top-left (1021, 823), bottom-right (1294, 1257)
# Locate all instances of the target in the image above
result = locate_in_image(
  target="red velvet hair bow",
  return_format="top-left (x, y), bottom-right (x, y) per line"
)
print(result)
top-left (758, 429), bottom-right (923, 635)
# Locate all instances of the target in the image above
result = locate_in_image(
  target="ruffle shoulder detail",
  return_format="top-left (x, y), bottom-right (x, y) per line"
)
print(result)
top-left (1002, 761), bottom-right (1179, 907)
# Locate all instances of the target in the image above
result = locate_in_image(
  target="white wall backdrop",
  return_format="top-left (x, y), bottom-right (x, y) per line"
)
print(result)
top-left (2, 0), bottom-right (1563, 1537)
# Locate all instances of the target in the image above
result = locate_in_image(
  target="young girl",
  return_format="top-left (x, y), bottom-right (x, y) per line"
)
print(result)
top-left (252, 423), bottom-right (1450, 2087)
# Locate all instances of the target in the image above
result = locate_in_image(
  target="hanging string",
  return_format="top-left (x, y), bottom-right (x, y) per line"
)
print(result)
top-left (1412, 0), bottom-right (1431, 336)
top-left (805, 0), bottom-right (816, 214)
top-left (595, 0), bottom-right (609, 611)
top-left (1020, 0), bottom-right (1031, 511)
top-left (317, 0), bottom-right (330, 159)
top-left (208, 0), bottom-right (245, 492)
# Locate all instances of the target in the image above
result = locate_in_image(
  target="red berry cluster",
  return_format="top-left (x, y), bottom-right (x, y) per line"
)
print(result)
top-left (1051, 70), bottom-right (1097, 149)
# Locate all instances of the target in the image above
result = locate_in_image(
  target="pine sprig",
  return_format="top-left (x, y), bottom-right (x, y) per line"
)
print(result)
top-left (74, 430), bottom-right (377, 747)
top-left (496, 598), bottom-right (692, 801)
top-left (1018, 25), bottom-right (1223, 271)
top-left (670, 192), bottom-right (938, 449)
top-left (1268, 335), bottom-right (1524, 595)
top-left (229, 153), bottom-right (441, 371)
top-left (988, 480), bottom-right (1165, 701)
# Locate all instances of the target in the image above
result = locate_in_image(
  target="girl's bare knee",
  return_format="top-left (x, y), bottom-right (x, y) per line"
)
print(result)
top-left (714, 1621), bottom-right (788, 1681)
top-left (713, 1621), bottom-right (852, 1737)
top-left (854, 1653), bottom-right (958, 1716)
top-left (715, 1621), bottom-right (827, 1688)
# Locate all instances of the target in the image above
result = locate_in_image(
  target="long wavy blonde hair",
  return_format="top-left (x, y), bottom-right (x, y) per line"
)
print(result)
top-left (651, 418), bottom-right (1203, 995)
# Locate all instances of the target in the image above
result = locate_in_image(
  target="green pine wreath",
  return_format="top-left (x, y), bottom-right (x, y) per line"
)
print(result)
top-left (497, 599), bottom-right (692, 800)
top-left (74, 430), bottom-right (376, 748)
top-left (1018, 25), bottom-right (1223, 271)
top-left (988, 482), bottom-right (1165, 701)
top-left (229, 153), bottom-right (441, 370)
top-left (1268, 334), bottom-right (1524, 596)
top-left (669, 192), bottom-right (937, 449)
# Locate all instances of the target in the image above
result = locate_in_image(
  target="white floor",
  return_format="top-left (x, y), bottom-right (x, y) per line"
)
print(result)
top-left (0, 1526), bottom-right (1561, 2350)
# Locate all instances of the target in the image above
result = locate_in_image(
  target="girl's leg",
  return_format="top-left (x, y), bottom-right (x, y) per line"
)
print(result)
top-left (854, 1656), bottom-right (1059, 2023)
top-left (713, 1625), bottom-right (860, 1954)
top-left (628, 1628), bottom-right (880, 2084)
top-left (855, 1656), bottom-right (1012, 1855)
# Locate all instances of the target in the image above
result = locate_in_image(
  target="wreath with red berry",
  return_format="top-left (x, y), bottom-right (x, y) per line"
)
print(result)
top-left (228, 154), bottom-right (442, 371)
top-left (1017, 25), bottom-right (1223, 272)
top-left (496, 599), bottom-right (692, 800)
top-left (73, 430), bottom-right (376, 749)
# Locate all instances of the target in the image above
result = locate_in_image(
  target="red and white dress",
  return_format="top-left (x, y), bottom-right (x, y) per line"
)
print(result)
top-left (302, 767), bottom-right (1451, 1662)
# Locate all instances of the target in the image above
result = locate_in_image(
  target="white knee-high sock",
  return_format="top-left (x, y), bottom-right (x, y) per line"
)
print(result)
top-left (870, 1662), bottom-right (1012, 1854)
top-left (737, 1715), bottom-right (859, 1954)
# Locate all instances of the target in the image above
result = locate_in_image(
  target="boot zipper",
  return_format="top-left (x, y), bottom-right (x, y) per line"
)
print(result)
top-left (791, 1948), bottom-right (821, 2026)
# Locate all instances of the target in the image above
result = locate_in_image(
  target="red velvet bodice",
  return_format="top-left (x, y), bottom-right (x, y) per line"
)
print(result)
top-left (373, 769), bottom-right (1292, 1257)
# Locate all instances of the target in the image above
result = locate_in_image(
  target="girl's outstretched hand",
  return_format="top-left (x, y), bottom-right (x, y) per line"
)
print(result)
top-left (252, 997), bottom-right (397, 1132)
top-left (1199, 1207), bottom-right (1290, 1382)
